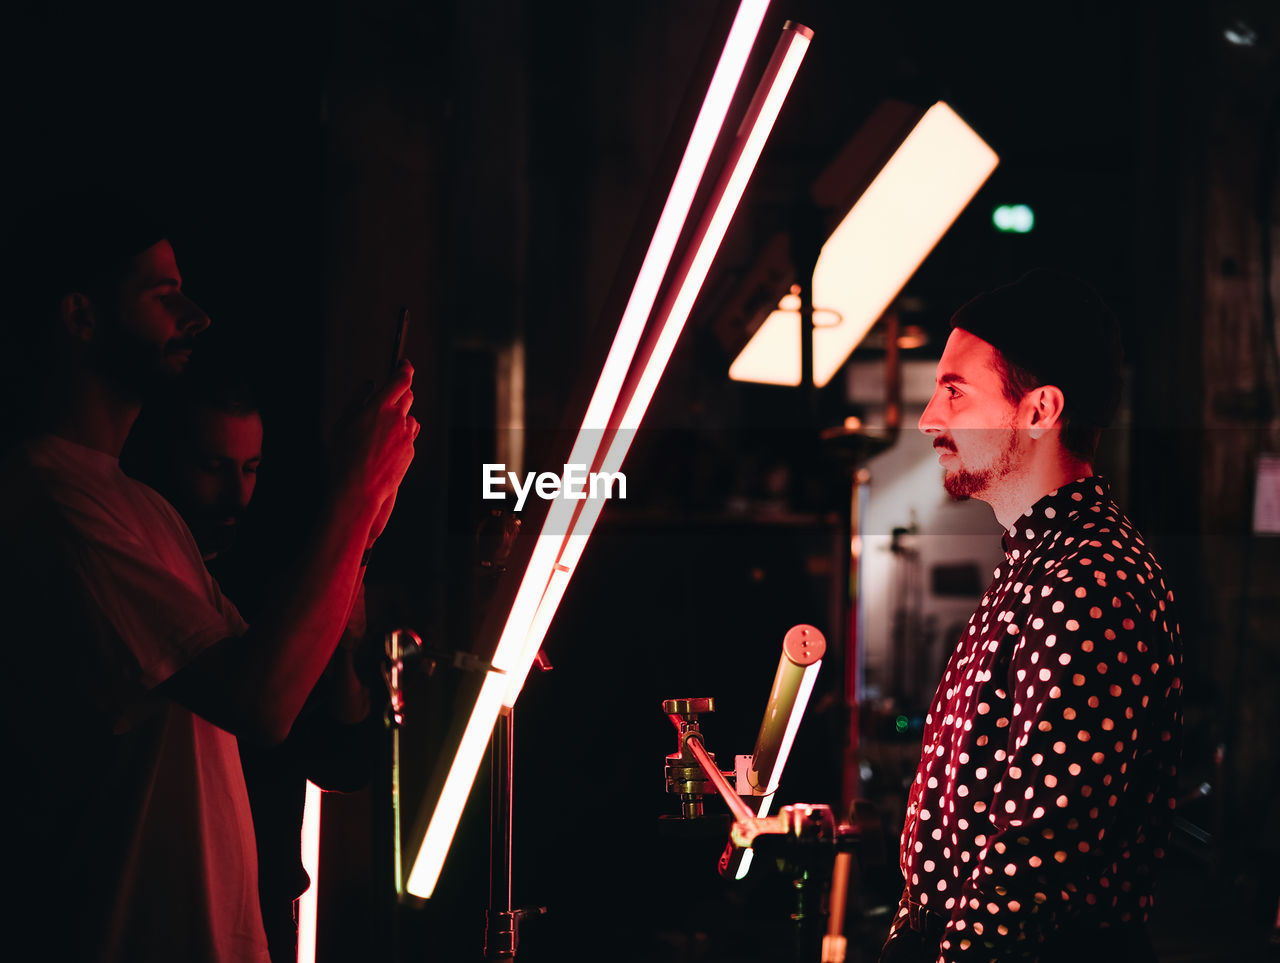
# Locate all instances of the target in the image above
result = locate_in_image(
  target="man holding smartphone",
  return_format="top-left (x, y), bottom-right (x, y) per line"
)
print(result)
top-left (122, 350), bottom-right (382, 962)
top-left (0, 192), bottom-right (418, 962)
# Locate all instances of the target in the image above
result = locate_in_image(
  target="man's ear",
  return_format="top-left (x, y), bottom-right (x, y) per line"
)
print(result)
top-left (58, 293), bottom-right (97, 343)
top-left (1024, 384), bottom-right (1066, 439)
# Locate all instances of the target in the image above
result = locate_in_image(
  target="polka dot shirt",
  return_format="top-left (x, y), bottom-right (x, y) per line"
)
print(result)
top-left (887, 478), bottom-right (1183, 961)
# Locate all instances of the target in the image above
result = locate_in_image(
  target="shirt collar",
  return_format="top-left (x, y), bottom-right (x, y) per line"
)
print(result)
top-left (27, 433), bottom-right (122, 477)
top-left (1001, 475), bottom-right (1112, 560)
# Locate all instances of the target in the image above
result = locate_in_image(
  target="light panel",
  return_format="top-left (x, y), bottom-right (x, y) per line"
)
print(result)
top-left (729, 101), bottom-right (999, 386)
top-left (406, 0), bottom-right (776, 900)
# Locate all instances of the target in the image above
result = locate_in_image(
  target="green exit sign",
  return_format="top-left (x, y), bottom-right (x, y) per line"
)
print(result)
top-left (993, 204), bottom-right (1035, 233)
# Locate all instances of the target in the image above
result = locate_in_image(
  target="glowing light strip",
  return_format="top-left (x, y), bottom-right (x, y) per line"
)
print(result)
top-left (732, 663), bottom-right (818, 882)
top-left (729, 101), bottom-right (999, 386)
top-left (734, 791), bottom-right (776, 880)
top-left (406, 0), bottom-right (773, 899)
top-left (621, 26), bottom-right (811, 430)
top-left (392, 727), bottom-right (403, 895)
top-left (575, 0), bottom-right (771, 436)
top-left (297, 781), bottom-right (322, 963)
top-left (500, 23), bottom-right (813, 707)
top-left (732, 624), bottom-right (824, 880)
top-left (761, 660), bottom-right (820, 793)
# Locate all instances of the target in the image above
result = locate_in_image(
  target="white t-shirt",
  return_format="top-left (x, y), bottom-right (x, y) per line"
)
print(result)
top-left (0, 435), bottom-right (270, 962)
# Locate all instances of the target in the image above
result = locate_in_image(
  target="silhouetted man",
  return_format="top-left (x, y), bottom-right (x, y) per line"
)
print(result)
top-left (882, 270), bottom-right (1182, 963)
top-left (124, 357), bottom-right (378, 961)
top-left (0, 194), bottom-right (417, 962)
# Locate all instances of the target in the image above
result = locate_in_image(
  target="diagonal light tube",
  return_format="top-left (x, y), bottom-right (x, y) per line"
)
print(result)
top-left (500, 21), bottom-right (813, 710)
top-left (405, 0), bottom-right (777, 900)
top-left (722, 624), bottom-right (825, 879)
top-left (732, 660), bottom-right (821, 878)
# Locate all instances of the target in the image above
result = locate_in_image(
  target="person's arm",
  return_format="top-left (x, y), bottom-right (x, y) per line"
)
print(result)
top-left (323, 579), bottom-right (372, 726)
top-left (936, 575), bottom-right (1178, 961)
top-left (160, 363), bottom-right (417, 746)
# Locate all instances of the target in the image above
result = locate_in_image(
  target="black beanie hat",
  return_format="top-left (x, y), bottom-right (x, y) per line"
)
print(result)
top-left (1, 189), bottom-right (168, 360)
top-left (949, 268), bottom-right (1124, 428)
top-left (21, 189), bottom-right (170, 300)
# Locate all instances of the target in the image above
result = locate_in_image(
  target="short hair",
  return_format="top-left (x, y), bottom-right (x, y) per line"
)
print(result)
top-left (950, 268), bottom-right (1124, 463)
top-left (0, 188), bottom-right (177, 453)
top-left (176, 358), bottom-right (260, 418)
top-left (992, 352), bottom-right (1103, 461)
top-left (2, 188), bottom-right (169, 338)
top-left (0, 189), bottom-right (169, 441)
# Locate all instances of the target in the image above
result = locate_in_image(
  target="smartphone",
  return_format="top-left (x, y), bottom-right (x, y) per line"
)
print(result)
top-left (390, 307), bottom-right (410, 374)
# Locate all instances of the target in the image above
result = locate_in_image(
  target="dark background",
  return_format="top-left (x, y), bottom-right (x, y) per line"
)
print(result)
top-left (2, 0), bottom-right (1278, 960)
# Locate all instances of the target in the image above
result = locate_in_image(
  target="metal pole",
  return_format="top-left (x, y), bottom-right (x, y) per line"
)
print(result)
top-left (685, 734), bottom-right (757, 824)
top-left (841, 468), bottom-right (871, 816)
top-left (486, 707), bottom-right (516, 960)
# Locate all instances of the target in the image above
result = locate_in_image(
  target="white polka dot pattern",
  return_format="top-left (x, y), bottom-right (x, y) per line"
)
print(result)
top-left (886, 478), bottom-right (1183, 961)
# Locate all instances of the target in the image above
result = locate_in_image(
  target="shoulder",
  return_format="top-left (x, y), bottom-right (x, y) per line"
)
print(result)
top-left (1013, 513), bottom-right (1179, 681)
top-left (125, 474), bottom-right (193, 532)
top-left (1027, 496), bottom-right (1167, 607)
top-left (0, 448), bottom-right (83, 552)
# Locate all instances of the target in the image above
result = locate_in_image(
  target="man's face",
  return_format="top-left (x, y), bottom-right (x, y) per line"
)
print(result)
top-left (170, 406), bottom-right (264, 559)
top-left (918, 328), bottom-right (1026, 501)
top-left (89, 239), bottom-right (211, 395)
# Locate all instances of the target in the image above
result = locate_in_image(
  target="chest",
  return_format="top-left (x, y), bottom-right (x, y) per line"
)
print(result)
top-left (923, 565), bottom-right (1040, 761)
top-left (109, 483), bottom-right (211, 594)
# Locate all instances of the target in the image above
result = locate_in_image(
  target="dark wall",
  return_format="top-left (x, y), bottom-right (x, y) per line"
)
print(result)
top-left (6, 0), bottom-right (1280, 958)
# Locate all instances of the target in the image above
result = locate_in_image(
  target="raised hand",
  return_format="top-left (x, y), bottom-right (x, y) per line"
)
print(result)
top-left (333, 360), bottom-right (418, 539)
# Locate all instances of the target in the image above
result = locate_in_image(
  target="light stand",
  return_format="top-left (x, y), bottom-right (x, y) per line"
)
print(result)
top-left (661, 624), bottom-right (827, 862)
top-left (663, 702), bottom-right (871, 963)
top-left (484, 663), bottom-right (551, 960)
top-left (660, 624), bottom-right (886, 962)
top-left (485, 707), bottom-right (517, 960)
top-left (383, 630), bottom-right (551, 962)
top-left (818, 311), bottom-right (901, 815)
top-left (658, 634), bottom-right (835, 951)
top-left (380, 628), bottom-right (502, 904)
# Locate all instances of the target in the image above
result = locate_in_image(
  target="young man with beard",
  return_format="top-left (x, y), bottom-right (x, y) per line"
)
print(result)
top-left (124, 359), bottom-right (378, 962)
top-left (0, 194), bottom-right (417, 962)
top-left (881, 270), bottom-right (1183, 962)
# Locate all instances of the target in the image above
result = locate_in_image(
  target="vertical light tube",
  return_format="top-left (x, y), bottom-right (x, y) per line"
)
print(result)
top-left (297, 781), bottom-right (322, 963)
top-left (406, 0), bottom-right (774, 899)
